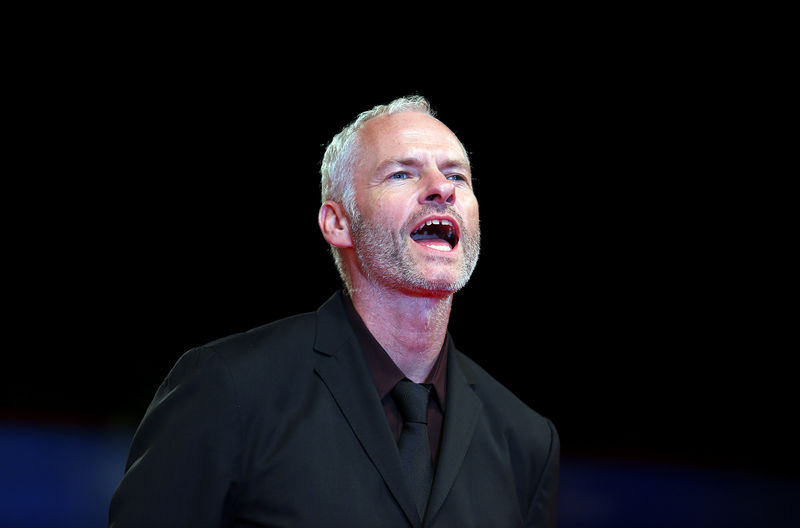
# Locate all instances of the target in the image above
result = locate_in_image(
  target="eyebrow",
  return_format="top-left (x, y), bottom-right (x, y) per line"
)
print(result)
top-left (377, 157), bottom-right (471, 174)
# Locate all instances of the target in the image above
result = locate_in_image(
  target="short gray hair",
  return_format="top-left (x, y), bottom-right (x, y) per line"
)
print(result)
top-left (320, 95), bottom-right (435, 213)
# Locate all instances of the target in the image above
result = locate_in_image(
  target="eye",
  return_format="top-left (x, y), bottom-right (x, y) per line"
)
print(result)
top-left (390, 171), bottom-right (410, 180)
top-left (447, 173), bottom-right (468, 183)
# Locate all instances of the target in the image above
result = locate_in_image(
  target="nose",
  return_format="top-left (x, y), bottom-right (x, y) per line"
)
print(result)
top-left (421, 171), bottom-right (456, 206)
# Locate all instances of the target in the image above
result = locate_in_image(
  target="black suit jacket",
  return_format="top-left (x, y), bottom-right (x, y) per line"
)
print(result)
top-left (109, 291), bottom-right (559, 527)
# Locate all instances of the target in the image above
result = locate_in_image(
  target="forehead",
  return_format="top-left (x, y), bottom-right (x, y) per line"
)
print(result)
top-left (356, 111), bottom-right (468, 168)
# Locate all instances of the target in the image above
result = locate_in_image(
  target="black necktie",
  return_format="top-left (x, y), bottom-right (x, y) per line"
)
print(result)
top-left (392, 379), bottom-right (434, 520)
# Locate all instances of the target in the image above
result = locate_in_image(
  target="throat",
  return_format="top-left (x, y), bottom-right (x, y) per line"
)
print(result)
top-left (349, 288), bottom-right (452, 381)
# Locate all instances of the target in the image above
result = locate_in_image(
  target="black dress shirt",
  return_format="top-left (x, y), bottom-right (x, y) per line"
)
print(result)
top-left (342, 293), bottom-right (447, 463)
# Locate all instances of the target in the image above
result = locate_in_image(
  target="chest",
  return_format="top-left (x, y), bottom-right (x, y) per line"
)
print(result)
top-left (229, 382), bottom-right (524, 527)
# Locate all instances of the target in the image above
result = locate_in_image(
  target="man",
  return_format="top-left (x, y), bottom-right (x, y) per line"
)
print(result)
top-left (109, 96), bottom-right (559, 527)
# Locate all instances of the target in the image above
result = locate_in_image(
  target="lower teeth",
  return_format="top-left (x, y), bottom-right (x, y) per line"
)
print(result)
top-left (428, 244), bottom-right (451, 251)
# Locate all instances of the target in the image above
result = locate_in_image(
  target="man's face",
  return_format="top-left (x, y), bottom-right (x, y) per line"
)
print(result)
top-left (349, 111), bottom-right (480, 295)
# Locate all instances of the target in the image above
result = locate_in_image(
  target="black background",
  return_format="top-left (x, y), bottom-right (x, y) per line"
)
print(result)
top-left (4, 30), bottom-right (795, 482)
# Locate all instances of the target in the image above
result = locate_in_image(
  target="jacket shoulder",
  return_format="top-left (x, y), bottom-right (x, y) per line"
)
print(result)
top-left (452, 348), bottom-right (556, 441)
top-left (451, 347), bottom-right (560, 523)
top-left (179, 310), bottom-right (318, 386)
top-left (201, 311), bottom-right (316, 357)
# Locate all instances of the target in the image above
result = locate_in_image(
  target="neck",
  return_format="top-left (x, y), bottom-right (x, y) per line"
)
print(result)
top-left (349, 283), bottom-right (453, 383)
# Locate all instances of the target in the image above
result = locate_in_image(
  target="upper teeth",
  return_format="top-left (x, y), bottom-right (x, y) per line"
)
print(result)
top-left (425, 219), bottom-right (452, 226)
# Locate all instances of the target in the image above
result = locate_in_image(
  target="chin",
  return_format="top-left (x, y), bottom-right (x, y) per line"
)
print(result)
top-left (397, 270), bottom-right (471, 297)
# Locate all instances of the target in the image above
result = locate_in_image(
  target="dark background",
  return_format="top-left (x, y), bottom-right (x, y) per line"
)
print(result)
top-left (2, 26), bottom-right (796, 525)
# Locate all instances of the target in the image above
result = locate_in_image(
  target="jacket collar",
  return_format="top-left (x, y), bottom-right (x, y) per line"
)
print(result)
top-left (313, 291), bottom-right (357, 358)
top-left (313, 291), bottom-right (422, 526)
top-left (312, 291), bottom-right (482, 527)
top-left (423, 336), bottom-right (481, 525)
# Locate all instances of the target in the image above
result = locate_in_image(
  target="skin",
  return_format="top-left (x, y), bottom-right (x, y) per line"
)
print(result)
top-left (318, 111), bottom-right (480, 383)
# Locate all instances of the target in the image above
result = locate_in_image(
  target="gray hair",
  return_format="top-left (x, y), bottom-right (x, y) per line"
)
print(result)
top-left (319, 95), bottom-right (437, 287)
top-left (320, 95), bottom-right (436, 213)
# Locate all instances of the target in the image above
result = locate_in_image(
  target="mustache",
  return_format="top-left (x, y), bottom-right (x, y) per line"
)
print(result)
top-left (403, 204), bottom-right (467, 233)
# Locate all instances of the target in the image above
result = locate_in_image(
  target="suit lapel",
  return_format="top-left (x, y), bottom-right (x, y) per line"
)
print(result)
top-left (424, 341), bottom-right (482, 526)
top-left (312, 293), bottom-right (422, 528)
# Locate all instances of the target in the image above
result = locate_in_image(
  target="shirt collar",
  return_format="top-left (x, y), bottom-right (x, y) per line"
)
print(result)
top-left (341, 291), bottom-right (448, 410)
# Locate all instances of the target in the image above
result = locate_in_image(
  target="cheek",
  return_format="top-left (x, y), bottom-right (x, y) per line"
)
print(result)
top-left (357, 199), bottom-right (404, 232)
top-left (461, 198), bottom-right (480, 229)
top-left (373, 193), bottom-right (416, 224)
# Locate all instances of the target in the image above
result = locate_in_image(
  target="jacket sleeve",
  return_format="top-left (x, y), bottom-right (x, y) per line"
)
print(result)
top-left (108, 347), bottom-right (242, 528)
top-left (524, 418), bottom-right (560, 528)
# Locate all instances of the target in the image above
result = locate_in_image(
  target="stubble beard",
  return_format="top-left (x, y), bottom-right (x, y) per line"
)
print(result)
top-left (349, 206), bottom-right (481, 295)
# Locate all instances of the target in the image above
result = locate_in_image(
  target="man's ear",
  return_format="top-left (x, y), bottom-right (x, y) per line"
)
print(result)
top-left (318, 200), bottom-right (353, 248)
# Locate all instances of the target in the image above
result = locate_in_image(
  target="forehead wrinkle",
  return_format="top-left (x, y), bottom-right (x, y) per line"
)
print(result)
top-left (356, 112), bottom-right (472, 183)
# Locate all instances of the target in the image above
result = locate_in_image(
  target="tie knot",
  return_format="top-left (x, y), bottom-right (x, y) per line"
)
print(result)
top-left (392, 380), bottom-right (430, 424)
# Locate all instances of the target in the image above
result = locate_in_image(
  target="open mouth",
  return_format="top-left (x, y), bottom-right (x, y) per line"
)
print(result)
top-left (410, 218), bottom-right (459, 252)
